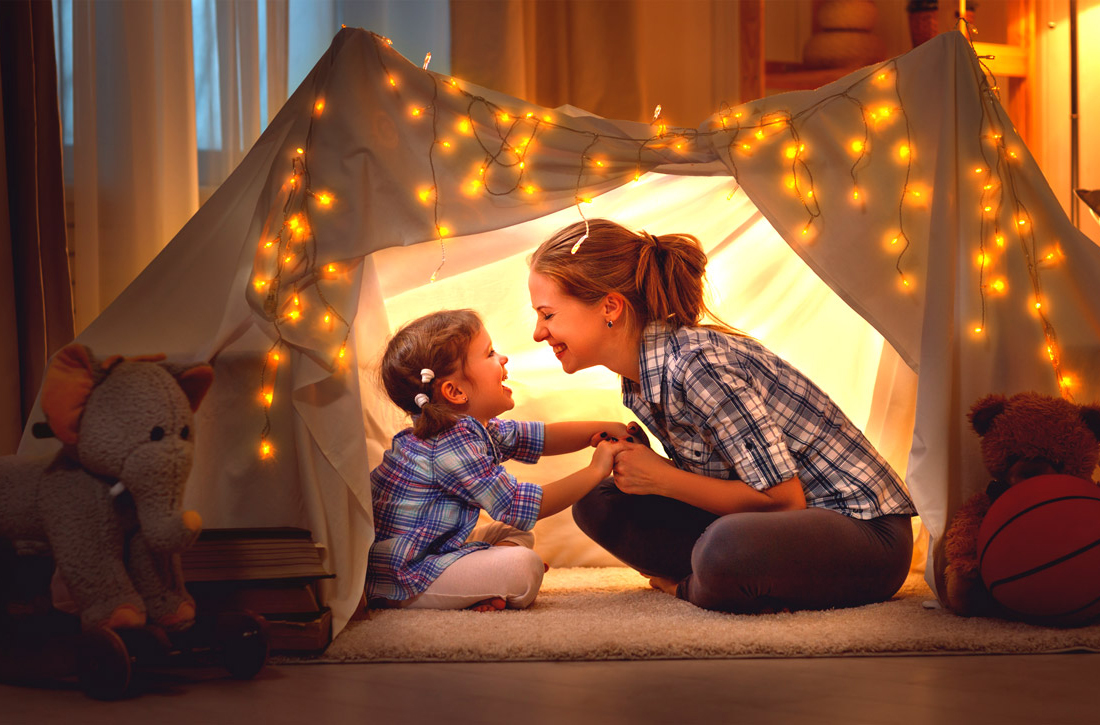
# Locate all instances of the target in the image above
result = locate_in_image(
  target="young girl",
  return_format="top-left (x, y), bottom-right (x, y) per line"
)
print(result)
top-left (528, 219), bottom-right (916, 614)
top-left (368, 309), bottom-right (631, 611)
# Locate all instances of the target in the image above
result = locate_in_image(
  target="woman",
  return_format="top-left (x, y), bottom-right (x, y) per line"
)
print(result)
top-left (527, 219), bottom-right (915, 613)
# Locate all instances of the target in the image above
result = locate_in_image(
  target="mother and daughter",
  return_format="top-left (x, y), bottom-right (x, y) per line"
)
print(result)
top-left (366, 218), bottom-right (915, 614)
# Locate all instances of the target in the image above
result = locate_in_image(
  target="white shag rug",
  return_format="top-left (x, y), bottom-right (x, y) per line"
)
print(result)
top-left (303, 567), bottom-right (1100, 662)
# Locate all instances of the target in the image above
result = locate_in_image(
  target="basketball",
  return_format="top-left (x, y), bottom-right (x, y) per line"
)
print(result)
top-left (978, 474), bottom-right (1100, 625)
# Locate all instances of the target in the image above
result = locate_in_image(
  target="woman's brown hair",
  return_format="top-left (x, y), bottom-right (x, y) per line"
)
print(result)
top-left (529, 218), bottom-right (737, 334)
top-left (379, 309), bottom-right (482, 439)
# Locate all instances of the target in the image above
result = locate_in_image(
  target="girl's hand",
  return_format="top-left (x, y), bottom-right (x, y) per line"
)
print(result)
top-left (588, 421), bottom-right (650, 448)
top-left (589, 439), bottom-right (627, 479)
top-left (611, 442), bottom-right (673, 496)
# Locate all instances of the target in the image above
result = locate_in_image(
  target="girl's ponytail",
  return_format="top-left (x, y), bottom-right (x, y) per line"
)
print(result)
top-left (379, 309), bottom-right (482, 439)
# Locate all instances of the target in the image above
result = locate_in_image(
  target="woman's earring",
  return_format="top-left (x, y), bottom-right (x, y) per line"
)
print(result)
top-left (606, 320), bottom-right (614, 329)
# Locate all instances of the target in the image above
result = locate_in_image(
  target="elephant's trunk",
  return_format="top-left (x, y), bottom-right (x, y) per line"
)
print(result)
top-left (119, 441), bottom-right (201, 552)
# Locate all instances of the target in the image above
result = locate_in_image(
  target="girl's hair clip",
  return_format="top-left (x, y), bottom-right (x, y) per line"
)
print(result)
top-left (414, 393), bottom-right (430, 408)
top-left (420, 368), bottom-right (435, 384)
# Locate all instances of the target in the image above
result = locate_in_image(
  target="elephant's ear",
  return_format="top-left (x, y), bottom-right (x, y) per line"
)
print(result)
top-left (40, 344), bottom-right (97, 445)
top-left (174, 364), bottom-right (215, 412)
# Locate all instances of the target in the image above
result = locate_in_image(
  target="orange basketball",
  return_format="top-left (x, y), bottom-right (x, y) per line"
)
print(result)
top-left (978, 474), bottom-right (1100, 625)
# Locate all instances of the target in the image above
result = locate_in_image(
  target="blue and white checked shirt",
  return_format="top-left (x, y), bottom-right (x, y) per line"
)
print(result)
top-left (622, 323), bottom-right (914, 519)
top-left (367, 416), bottom-right (545, 601)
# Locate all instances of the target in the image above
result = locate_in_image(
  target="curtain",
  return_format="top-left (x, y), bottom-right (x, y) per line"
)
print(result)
top-left (70, 0), bottom-right (200, 334)
top-left (0, 0), bottom-right (74, 455)
top-left (451, 0), bottom-right (742, 130)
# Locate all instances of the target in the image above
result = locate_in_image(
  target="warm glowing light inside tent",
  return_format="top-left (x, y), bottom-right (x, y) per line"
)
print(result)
top-left (976, 252), bottom-right (991, 266)
top-left (990, 278), bottom-right (1006, 293)
top-left (411, 107), bottom-right (422, 117)
top-left (898, 144), bottom-right (910, 159)
top-left (261, 442), bottom-right (273, 458)
top-left (296, 147), bottom-right (304, 155)
top-left (254, 279), bottom-right (267, 290)
top-left (850, 140), bottom-right (865, 154)
top-left (438, 225), bottom-right (450, 237)
top-left (316, 192), bottom-right (333, 206)
top-left (315, 100), bottom-right (325, 114)
top-left (458, 119), bottom-right (471, 133)
top-left (418, 188), bottom-right (432, 203)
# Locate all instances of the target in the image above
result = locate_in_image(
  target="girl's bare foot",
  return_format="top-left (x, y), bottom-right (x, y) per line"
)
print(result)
top-left (468, 597), bottom-right (507, 612)
top-left (648, 576), bottom-right (678, 596)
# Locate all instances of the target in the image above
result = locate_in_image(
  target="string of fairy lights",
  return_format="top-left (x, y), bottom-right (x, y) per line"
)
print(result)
top-left (248, 27), bottom-right (1074, 459)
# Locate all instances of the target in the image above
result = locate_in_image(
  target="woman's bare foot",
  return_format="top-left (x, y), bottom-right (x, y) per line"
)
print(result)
top-left (468, 597), bottom-right (507, 612)
top-left (648, 576), bottom-right (678, 596)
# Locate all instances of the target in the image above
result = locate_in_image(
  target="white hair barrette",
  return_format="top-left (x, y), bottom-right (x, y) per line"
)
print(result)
top-left (420, 368), bottom-right (435, 384)
top-left (414, 393), bottom-right (430, 408)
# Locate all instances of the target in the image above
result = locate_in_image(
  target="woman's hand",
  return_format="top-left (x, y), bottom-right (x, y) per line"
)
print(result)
top-left (610, 442), bottom-right (673, 496)
top-left (588, 421), bottom-right (650, 448)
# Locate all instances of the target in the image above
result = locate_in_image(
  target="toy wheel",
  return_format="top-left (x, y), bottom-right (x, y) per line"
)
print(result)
top-left (217, 612), bottom-right (268, 680)
top-left (76, 628), bottom-right (131, 700)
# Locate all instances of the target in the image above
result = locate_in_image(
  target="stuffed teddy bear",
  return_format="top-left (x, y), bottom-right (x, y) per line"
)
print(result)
top-left (0, 343), bottom-right (213, 631)
top-left (943, 391), bottom-right (1100, 616)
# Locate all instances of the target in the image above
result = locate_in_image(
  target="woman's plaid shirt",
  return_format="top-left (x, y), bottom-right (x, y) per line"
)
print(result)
top-left (621, 324), bottom-right (914, 519)
top-left (367, 416), bottom-right (544, 600)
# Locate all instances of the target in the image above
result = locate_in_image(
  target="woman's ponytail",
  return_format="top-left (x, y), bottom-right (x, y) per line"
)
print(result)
top-left (531, 219), bottom-right (735, 334)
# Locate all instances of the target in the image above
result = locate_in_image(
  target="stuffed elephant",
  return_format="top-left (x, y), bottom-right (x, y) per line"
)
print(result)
top-left (0, 344), bottom-right (213, 631)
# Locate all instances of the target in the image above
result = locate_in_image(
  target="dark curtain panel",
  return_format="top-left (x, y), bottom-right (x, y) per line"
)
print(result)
top-left (0, 0), bottom-right (74, 455)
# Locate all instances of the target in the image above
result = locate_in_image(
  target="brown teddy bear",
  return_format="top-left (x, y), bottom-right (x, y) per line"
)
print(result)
top-left (943, 391), bottom-right (1100, 616)
top-left (0, 344), bottom-right (213, 631)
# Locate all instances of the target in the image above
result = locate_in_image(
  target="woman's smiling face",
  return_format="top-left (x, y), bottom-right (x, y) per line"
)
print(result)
top-left (528, 271), bottom-right (609, 374)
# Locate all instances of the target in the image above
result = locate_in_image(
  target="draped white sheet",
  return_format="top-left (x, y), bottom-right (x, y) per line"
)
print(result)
top-left (21, 29), bottom-right (1100, 635)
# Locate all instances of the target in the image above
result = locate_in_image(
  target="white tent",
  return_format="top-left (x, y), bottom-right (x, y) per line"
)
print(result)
top-left (21, 28), bottom-right (1100, 636)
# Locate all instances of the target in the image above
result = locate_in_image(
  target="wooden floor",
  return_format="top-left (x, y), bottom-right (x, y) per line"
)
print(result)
top-left (4, 653), bottom-right (1100, 724)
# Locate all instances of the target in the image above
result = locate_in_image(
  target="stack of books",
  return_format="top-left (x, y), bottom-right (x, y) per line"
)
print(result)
top-left (182, 528), bottom-right (334, 654)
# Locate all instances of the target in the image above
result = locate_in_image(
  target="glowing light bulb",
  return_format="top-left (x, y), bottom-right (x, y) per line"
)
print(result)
top-left (316, 192), bottom-right (333, 206)
top-left (899, 145), bottom-right (910, 159)
top-left (315, 100), bottom-right (325, 114)
top-left (296, 147), bottom-right (304, 155)
top-left (288, 309), bottom-right (300, 320)
top-left (974, 326), bottom-right (983, 333)
top-left (876, 72), bottom-right (887, 82)
top-left (1017, 218), bottom-right (1027, 226)
top-left (991, 278), bottom-right (1006, 293)
top-left (741, 143), bottom-right (751, 151)
top-left (411, 107), bottom-right (422, 117)
top-left (852, 188), bottom-right (861, 201)
top-left (438, 225), bottom-right (450, 237)
top-left (261, 441), bottom-right (273, 458)
top-left (388, 75), bottom-right (396, 87)
top-left (327, 264), bottom-right (337, 273)
top-left (877, 106), bottom-right (892, 118)
top-left (441, 140), bottom-right (452, 148)
top-left (500, 112), bottom-right (510, 122)
top-left (457, 119), bottom-right (471, 133)
top-left (324, 313), bottom-right (331, 325)
top-left (784, 175), bottom-right (796, 190)
top-left (974, 167), bottom-right (983, 174)
top-left (995, 235), bottom-right (1005, 246)
top-left (1062, 375), bottom-right (1074, 388)
top-left (524, 185), bottom-right (536, 195)
top-left (270, 351), bottom-right (281, 363)
top-left (734, 112), bottom-right (743, 119)
top-left (263, 391), bottom-right (274, 405)
top-left (338, 345), bottom-right (346, 359)
top-left (422, 52), bottom-right (431, 69)
top-left (984, 205), bottom-right (993, 212)
top-left (754, 129), bottom-right (765, 140)
top-left (418, 188), bottom-right (432, 203)
top-left (976, 253), bottom-right (990, 266)
top-left (785, 146), bottom-right (797, 159)
top-left (850, 140), bottom-right (865, 153)
top-left (254, 279), bottom-right (267, 290)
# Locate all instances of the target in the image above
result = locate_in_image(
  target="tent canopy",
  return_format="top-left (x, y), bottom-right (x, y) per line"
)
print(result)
top-left (21, 28), bottom-right (1100, 635)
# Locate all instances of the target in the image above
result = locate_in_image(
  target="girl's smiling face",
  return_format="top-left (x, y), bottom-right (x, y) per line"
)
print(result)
top-left (528, 271), bottom-right (609, 374)
top-left (457, 324), bottom-right (514, 423)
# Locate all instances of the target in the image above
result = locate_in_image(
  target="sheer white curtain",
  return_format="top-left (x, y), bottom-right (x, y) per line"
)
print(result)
top-left (56, 0), bottom-right (447, 333)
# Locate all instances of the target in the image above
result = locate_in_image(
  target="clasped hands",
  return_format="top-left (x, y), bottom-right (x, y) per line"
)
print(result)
top-left (588, 422), bottom-right (672, 497)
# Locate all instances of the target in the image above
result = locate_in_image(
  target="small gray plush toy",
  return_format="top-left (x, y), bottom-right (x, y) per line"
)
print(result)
top-left (0, 343), bottom-right (213, 631)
